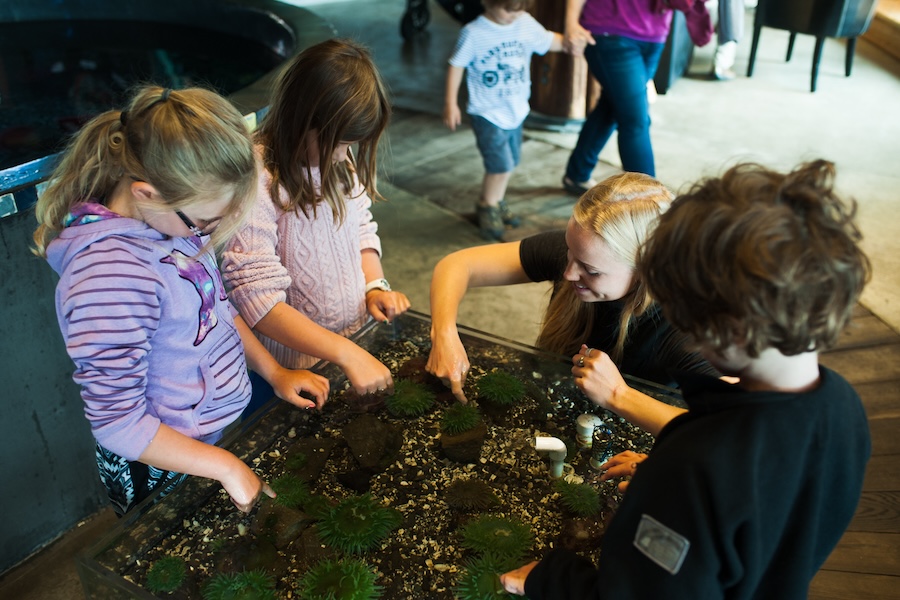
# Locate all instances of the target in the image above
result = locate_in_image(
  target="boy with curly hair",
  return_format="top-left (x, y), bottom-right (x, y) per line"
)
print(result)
top-left (501, 160), bottom-right (872, 598)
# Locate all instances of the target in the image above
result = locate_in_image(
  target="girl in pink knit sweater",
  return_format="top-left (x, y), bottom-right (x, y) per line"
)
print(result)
top-left (222, 39), bottom-right (410, 406)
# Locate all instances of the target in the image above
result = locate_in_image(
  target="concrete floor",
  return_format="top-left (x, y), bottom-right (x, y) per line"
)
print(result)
top-left (2, 0), bottom-right (899, 598)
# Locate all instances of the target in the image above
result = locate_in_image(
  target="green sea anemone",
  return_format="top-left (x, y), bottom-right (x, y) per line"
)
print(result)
top-left (440, 402), bottom-right (482, 435)
top-left (454, 552), bottom-right (518, 600)
top-left (554, 480), bottom-right (601, 517)
top-left (296, 558), bottom-right (382, 600)
top-left (145, 555), bottom-right (187, 594)
top-left (284, 450), bottom-right (308, 471)
top-left (304, 495), bottom-right (334, 520)
top-left (445, 478), bottom-right (499, 511)
top-left (385, 379), bottom-right (435, 417)
top-left (202, 569), bottom-right (277, 600)
top-left (317, 494), bottom-right (402, 554)
top-left (271, 474), bottom-right (311, 509)
top-left (460, 515), bottom-right (533, 561)
top-left (477, 371), bottom-right (525, 406)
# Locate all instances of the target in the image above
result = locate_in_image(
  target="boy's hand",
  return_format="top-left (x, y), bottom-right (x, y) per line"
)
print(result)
top-left (426, 331), bottom-right (470, 403)
top-left (270, 367), bottom-right (329, 410)
top-left (443, 104), bottom-right (462, 131)
top-left (223, 461), bottom-right (276, 513)
top-left (599, 450), bottom-right (647, 493)
top-left (366, 289), bottom-right (411, 324)
top-left (500, 561), bottom-right (539, 595)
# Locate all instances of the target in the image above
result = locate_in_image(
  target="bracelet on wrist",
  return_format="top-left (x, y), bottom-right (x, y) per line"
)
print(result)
top-left (365, 278), bottom-right (391, 294)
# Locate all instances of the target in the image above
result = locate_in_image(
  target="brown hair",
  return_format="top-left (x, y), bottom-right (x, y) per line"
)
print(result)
top-left (257, 38), bottom-right (390, 223)
top-left (482, 0), bottom-right (534, 11)
top-left (33, 86), bottom-right (256, 256)
top-left (640, 160), bottom-right (871, 358)
top-left (537, 172), bottom-right (673, 362)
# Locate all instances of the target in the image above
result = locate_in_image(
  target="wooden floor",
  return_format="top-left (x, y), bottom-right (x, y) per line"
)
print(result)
top-left (810, 305), bottom-right (900, 599)
top-left (865, 0), bottom-right (900, 63)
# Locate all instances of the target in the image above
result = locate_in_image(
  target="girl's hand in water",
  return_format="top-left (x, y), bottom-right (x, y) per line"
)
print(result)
top-left (340, 346), bottom-right (394, 396)
top-left (366, 290), bottom-right (411, 324)
top-left (223, 460), bottom-right (276, 513)
top-left (270, 367), bottom-right (329, 409)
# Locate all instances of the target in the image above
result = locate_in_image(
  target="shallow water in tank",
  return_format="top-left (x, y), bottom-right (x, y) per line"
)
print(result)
top-left (0, 20), bottom-right (286, 170)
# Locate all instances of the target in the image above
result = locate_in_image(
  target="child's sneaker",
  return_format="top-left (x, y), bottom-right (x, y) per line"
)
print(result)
top-left (477, 204), bottom-right (504, 241)
top-left (497, 199), bottom-right (521, 227)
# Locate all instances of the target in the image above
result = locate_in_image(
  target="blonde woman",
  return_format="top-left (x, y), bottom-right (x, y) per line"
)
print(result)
top-left (426, 172), bottom-right (717, 433)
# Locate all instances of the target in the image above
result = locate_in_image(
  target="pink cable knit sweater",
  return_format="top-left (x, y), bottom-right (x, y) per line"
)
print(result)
top-left (221, 158), bottom-right (382, 370)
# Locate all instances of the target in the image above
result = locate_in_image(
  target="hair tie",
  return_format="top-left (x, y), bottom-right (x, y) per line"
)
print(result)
top-left (141, 88), bottom-right (175, 116)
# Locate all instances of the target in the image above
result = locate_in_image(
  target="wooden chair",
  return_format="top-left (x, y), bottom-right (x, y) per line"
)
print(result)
top-left (746, 0), bottom-right (878, 92)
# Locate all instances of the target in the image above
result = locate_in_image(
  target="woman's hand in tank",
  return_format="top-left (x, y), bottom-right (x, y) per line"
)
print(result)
top-left (224, 463), bottom-right (276, 513)
top-left (426, 331), bottom-right (470, 403)
top-left (500, 561), bottom-right (539, 595)
top-left (572, 344), bottom-right (629, 411)
top-left (271, 367), bottom-right (329, 410)
top-left (366, 290), bottom-right (411, 324)
top-left (341, 347), bottom-right (394, 396)
top-left (599, 450), bottom-right (647, 493)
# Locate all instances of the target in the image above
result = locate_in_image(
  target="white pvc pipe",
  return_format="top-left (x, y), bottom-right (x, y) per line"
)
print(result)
top-left (575, 414), bottom-right (605, 448)
top-left (534, 436), bottom-right (567, 478)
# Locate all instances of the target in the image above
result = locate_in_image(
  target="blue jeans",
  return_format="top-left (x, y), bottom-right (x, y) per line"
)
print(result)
top-left (565, 35), bottom-right (665, 180)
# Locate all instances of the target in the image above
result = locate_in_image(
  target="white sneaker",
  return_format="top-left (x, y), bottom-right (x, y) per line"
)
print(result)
top-left (713, 41), bottom-right (738, 81)
top-left (713, 66), bottom-right (737, 80)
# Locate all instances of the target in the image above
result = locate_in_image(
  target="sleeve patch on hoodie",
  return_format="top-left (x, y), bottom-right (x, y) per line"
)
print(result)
top-left (633, 514), bottom-right (690, 575)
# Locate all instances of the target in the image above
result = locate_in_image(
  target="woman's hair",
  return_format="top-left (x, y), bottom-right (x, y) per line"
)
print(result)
top-left (482, 0), bottom-right (533, 11)
top-left (33, 86), bottom-right (257, 256)
top-left (257, 38), bottom-right (390, 223)
top-left (640, 160), bottom-right (871, 358)
top-left (537, 173), bottom-right (673, 362)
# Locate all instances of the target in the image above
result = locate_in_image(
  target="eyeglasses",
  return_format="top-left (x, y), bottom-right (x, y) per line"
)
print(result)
top-left (175, 210), bottom-right (207, 237)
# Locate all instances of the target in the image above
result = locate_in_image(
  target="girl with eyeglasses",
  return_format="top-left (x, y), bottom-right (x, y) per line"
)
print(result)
top-left (33, 85), bottom-right (329, 516)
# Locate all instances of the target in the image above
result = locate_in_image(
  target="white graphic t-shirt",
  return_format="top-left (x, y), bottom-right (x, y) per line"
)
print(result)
top-left (449, 13), bottom-right (554, 130)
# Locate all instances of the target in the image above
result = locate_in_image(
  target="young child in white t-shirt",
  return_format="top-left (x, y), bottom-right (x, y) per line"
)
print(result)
top-left (443, 0), bottom-right (563, 241)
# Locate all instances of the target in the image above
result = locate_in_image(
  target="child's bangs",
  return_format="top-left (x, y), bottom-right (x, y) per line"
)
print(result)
top-left (342, 102), bottom-right (387, 143)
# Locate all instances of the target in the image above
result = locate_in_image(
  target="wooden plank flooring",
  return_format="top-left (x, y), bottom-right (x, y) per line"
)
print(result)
top-left (865, 0), bottom-right (900, 63)
top-left (811, 305), bottom-right (900, 598)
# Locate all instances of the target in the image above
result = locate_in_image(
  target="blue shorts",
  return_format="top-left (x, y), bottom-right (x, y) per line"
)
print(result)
top-left (470, 115), bottom-right (522, 174)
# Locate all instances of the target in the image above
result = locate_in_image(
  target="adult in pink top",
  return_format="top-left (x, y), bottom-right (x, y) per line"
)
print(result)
top-left (562, 0), bottom-right (674, 191)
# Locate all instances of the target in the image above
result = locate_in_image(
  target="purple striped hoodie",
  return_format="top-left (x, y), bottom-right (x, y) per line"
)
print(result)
top-left (46, 203), bottom-right (251, 461)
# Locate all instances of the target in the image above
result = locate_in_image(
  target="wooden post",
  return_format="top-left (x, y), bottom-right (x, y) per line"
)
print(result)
top-left (529, 0), bottom-right (599, 125)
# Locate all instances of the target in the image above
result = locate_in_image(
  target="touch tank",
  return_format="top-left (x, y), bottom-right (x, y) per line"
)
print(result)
top-left (77, 310), bottom-right (685, 599)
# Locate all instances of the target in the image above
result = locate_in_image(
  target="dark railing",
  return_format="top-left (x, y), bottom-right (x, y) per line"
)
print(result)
top-left (0, 154), bottom-right (58, 218)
